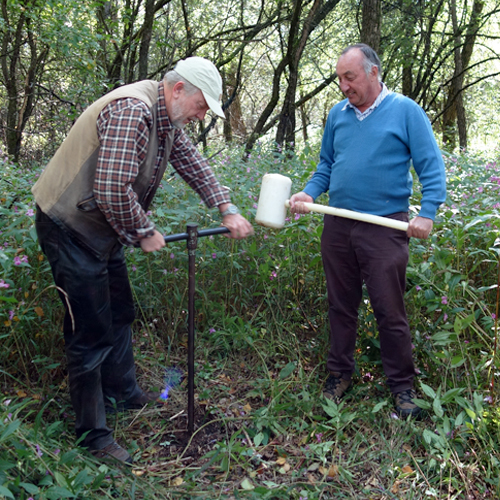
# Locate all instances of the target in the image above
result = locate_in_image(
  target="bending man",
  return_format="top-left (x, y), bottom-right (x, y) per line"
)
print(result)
top-left (33, 57), bottom-right (253, 463)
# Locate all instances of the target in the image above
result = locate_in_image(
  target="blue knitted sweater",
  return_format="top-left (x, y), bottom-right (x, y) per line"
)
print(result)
top-left (303, 93), bottom-right (446, 220)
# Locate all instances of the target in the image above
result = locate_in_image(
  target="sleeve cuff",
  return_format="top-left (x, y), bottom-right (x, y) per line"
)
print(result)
top-left (418, 205), bottom-right (438, 220)
top-left (303, 187), bottom-right (321, 202)
top-left (120, 224), bottom-right (156, 247)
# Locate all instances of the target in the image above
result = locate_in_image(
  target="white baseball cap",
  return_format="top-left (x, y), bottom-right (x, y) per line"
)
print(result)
top-left (174, 57), bottom-right (225, 119)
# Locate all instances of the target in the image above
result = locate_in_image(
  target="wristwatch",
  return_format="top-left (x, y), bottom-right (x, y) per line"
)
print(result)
top-left (220, 204), bottom-right (240, 217)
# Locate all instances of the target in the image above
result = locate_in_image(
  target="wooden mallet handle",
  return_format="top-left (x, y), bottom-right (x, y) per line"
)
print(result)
top-left (285, 200), bottom-right (409, 232)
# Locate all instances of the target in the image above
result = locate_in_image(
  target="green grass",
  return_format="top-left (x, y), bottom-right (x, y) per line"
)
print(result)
top-left (0, 144), bottom-right (499, 499)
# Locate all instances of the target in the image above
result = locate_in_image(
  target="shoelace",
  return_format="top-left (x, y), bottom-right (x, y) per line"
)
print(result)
top-left (397, 390), bottom-right (416, 403)
top-left (325, 375), bottom-right (342, 392)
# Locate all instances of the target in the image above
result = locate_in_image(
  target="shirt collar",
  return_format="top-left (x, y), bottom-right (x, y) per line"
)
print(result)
top-left (157, 80), bottom-right (175, 138)
top-left (341, 82), bottom-right (390, 114)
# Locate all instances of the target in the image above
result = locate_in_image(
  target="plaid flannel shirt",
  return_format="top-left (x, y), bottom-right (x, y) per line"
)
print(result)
top-left (94, 81), bottom-right (230, 246)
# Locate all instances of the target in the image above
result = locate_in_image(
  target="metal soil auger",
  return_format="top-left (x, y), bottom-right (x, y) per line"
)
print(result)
top-left (163, 224), bottom-right (229, 435)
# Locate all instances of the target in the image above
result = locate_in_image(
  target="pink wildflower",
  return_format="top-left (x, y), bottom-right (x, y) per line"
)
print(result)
top-left (12, 255), bottom-right (27, 265)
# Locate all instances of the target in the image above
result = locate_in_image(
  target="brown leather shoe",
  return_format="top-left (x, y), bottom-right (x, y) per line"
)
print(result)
top-left (323, 372), bottom-right (352, 403)
top-left (105, 390), bottom-right (160, 413)
top-left (394, 389), bottom-right (422, 418)
top-left (91, 441), bottom-right (132, 464)
top-left (124, 390), bottom-right (160, 409)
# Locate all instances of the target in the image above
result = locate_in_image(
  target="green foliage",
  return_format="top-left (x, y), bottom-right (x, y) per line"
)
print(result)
top-left (1, 144), bottom-right (500, 498)
top-left (0, 397), bottom-right (149, 499)
top-left (0, 157), bottom-right (61, 385)
top-left (3, 0), bottom-right (500, 163)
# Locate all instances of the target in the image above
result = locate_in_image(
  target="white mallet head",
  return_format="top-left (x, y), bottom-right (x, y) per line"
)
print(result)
top-left (255, 173), bottom-right (292, 229)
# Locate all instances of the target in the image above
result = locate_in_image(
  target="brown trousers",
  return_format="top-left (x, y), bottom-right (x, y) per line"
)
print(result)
top-left (321, 213), bottom-right (416, 394)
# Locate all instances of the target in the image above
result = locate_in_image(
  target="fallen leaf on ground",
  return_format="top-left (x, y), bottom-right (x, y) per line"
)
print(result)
top-left (240, 478), bottom-right (254, 490)
top-left (366, 476), bottom-right (380, 487)
top-left (319, 465), bottom-right (338, 478)
top-left (327, 465), bottom-right (338, 478)
top-left (391, 480), bottom-right (401, 494)
top-left (278, 463), bottom-right (291, 473)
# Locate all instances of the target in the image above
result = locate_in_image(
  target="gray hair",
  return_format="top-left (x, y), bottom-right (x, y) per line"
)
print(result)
top-left (341, 43), bottom-right (382, 82)
top-left (163, 69), bottom-right (200, 95)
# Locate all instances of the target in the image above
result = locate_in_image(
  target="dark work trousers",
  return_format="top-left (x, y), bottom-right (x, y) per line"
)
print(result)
top-left (321, 213), bottom-right (416, 394)
top-left (35, 208), bottom-right (143, 450)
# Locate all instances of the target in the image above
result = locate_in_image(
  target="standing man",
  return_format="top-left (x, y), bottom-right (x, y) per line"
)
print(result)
top-left (289, 44), bottom-right (446, 418)
top-left (32, 57), bottom-right (253, 463)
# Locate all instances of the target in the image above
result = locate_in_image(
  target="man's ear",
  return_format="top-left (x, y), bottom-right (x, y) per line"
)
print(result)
top-left (172, 81), bottom-right (184, 97)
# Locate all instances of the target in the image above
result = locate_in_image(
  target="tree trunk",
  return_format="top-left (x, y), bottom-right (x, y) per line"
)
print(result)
top-left (299, 99), bottom-right (308, 143)
top-left (442, 0), bottom-right (483, 149)
top-left (275, 69), bottom-right (299, 148)
top-left (180, 0), bottom-right (192, 53)
top-left (222, 66), bottom-right (246, 143)
top-left (450, 0), bottom-right (467, 150)
top-left (360, 0), bottom-right (380, 53)
top-left (274, 0), bottom-right (340, 151)
top-left (138, 0), bottom-right (156, 80)
top-left (400, 0), bottom-right (416, 97)
top-left (0, 0), bottom-right (48, 161)
top-left (222, 65), bottom-right (233, 143)
top-left (245, 57), bottom-right (288, 154)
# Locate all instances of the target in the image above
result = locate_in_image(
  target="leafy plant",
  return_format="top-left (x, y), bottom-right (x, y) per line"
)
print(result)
top-left (1, 145), bottom-right (500, 498)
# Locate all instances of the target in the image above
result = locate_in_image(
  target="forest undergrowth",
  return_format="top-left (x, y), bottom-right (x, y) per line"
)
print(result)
top-left (0, 144), bottom-right (499, 499)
